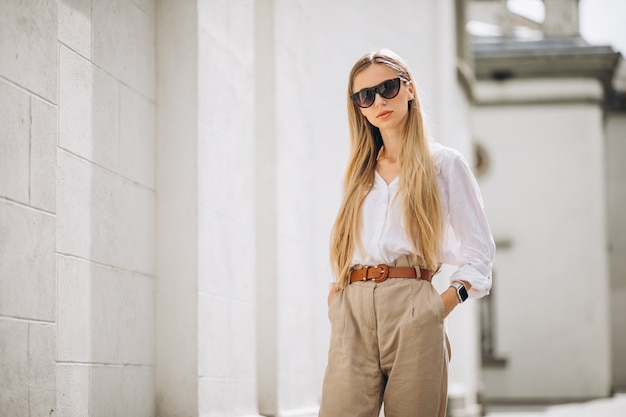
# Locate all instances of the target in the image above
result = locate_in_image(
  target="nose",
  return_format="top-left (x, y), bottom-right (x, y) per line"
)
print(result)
top-left (372, 92), bottom-right (386, 106)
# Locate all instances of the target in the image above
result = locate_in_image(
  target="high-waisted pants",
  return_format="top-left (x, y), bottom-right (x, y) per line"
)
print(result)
top-left (319, 277), bottom-right (449, 417)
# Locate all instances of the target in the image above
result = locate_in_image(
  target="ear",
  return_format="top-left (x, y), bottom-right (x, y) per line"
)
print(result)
top-left (407, 80), bottom-right (416, 100)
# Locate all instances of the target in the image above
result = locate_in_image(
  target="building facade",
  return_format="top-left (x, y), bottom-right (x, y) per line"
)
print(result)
top-left (468, 0), bottom-right (626, 402)
top-left (1, 0), bottom-right (624, 416)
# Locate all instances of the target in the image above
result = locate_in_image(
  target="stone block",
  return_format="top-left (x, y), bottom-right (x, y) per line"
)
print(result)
top-left (91, 63), bottom-right (121, 170)
top-left (198, 208), bottom-right (255, 301)
top-left (0, 318), bottom-right (29, 416)
top-left (57, 255), bottom-right (155, 364)
top-left (199, 0), bottom-right (254, 66)
top-left (29, 322), bottom-right (56, 416)
top-left (90, 365), bottom-right (155, 417)
top-left (0, 80), bottom-right (30, 204)
top-left (197, 294), bottom-right (227, 378)
top-left (197, 38), bottom-right (255, 247)
top-left (197, 105), bottom-right (256, 216)
top-left (59, 364), bottom-right (156, 417)
top-left (56, 364), bottom-right (90, 417)
top-left (30, 96), bottom-right (57, 213)
top-left (58, 46), bottom-right (91, 157)
top-left (57, 150), bottom-right (155, 275)
top-left (120, 84), bottom-right (156, 189)
top-left (56, 255), bottom-right (92, 361)
top-left (56, 150), bottom-right (91, 261)
top-left (0, 201), bottom-right (56, 321)
top-left (58, 0), bottom-right (92, 58)
top-left (113, 272), bottom-right (155, 365)
top-left (198, 376), bottom-right (258, 417)
top-left (130, 0), bottom-right (155, 17)
top-left (198, 294), bottom-right (256, 379)
top-left (0, 0), bottom-right (58, 102)
top-left (198, 31), bottom-right (254, 131)
top-left (89, 266), bottom-right (154, 364)
top-left (92, 0), bottom-right (155, 100)
top-left (59, 46), bottom-right (120, 172)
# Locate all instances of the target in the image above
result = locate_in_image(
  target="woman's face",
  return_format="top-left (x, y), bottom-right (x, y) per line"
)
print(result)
top-left (351, 64), bottom-right (414, 134)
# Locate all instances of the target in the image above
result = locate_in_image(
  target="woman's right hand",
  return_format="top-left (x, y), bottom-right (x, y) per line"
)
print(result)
top-left (327, 282), bottom-right (340, 306)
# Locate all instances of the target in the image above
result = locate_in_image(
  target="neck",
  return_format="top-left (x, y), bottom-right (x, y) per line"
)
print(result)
top-left (379, 131), bottom-right (402, 163)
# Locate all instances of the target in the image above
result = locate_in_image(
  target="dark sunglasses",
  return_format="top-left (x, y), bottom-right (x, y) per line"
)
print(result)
top-left (350, 77), bottom-right (406, 108)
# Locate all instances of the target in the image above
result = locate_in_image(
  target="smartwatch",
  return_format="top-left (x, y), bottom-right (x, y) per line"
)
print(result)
top-left (450, 281), bottom-right (469, 303)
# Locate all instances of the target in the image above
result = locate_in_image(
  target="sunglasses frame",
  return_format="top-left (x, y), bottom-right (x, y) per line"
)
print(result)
top-left (350, 77), bottom-right (408, 109)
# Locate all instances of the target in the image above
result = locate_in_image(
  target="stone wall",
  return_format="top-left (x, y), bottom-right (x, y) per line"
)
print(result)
top-left (1, 0), bottom-right (156, 415)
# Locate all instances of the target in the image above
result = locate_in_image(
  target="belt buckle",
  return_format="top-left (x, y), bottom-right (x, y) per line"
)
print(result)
top-left (373, 264), bottom-right (389, 283)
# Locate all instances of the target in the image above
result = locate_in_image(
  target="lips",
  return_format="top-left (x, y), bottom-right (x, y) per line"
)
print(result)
top-left (377, 110), bottom-right (392, 119)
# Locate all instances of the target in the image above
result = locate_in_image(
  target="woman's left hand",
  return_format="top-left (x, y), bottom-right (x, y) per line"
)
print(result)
top-left (440, 280), bottom-right (472, 318)
top-left (440, 288), bottom-right (459, 319)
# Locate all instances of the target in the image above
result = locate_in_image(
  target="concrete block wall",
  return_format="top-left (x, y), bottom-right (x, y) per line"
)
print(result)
top-left (1, 0), bottom-right (156, 415)
top-left (0, 1), bottom-right (59, 415)
top-left (57, 0), bottom-right (157, 412)
top-left (197, 0), bottom-right (259, 415)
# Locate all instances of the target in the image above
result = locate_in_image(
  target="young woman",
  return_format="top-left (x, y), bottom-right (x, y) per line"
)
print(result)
top-left (319, 50), bottom-right (495, 417)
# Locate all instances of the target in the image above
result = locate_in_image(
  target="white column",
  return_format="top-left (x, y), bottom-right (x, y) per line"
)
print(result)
top-left (433, 1), bottom-right (481, 415)
top-left (255, 0), bottom-right (279, 415)
top-left (196, 0), bottom-right (260, 414)
top-left (156, 1), bottom-right (199, 415)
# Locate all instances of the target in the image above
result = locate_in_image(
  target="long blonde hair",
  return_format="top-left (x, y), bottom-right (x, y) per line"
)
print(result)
top-left (330, 49), bottom-right (443, 289)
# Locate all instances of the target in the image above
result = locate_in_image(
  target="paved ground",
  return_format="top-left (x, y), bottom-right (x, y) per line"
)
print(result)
top-left (485, 394), bottom-right (626, 417)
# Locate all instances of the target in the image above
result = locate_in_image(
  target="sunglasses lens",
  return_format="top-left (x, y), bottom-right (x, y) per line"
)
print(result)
top-left (353, 90), bottom-right (375, 108)
top-left (380, 78), bottom-right (401, 99)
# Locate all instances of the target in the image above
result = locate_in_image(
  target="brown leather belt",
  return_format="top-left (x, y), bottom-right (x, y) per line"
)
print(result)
top-left (349, 264), bottom-right (432, 284)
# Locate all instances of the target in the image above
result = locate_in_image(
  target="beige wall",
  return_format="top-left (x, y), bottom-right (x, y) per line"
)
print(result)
top-left (474, 78), bottom-right (612, 401)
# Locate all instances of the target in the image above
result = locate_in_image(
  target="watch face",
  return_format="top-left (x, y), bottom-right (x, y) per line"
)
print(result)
top-left (458, 285), bottom-right (469, 302)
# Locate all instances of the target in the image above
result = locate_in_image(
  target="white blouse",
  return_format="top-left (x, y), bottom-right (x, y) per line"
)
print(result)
top-left (351, 143), bottom-right (495, 298)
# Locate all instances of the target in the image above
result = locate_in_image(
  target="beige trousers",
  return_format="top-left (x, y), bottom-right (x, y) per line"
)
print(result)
top-left (319, 277), bottom-right (449, 417)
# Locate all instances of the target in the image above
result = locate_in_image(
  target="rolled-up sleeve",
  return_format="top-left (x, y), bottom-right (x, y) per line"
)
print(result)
top-left (436, 146), bottom-right (495, 298)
